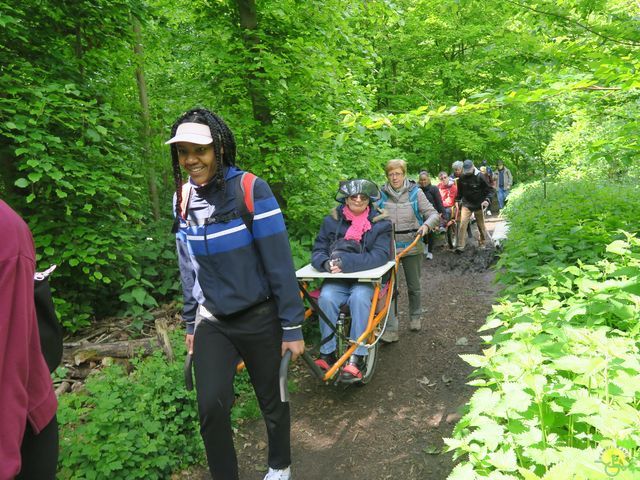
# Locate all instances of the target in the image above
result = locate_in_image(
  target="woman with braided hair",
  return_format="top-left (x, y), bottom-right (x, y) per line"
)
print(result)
top-left (167, 108), bottom-right (304, 480)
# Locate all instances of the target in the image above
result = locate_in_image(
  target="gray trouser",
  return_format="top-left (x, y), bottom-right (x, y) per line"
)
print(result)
top-left (386, 253), bottom-right (422, 332)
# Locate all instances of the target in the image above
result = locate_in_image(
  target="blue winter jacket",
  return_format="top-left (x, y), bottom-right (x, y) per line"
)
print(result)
top-left (311, 205), bottom-right (393, 273)
top-left (175, 166), bottom-right (304, 341)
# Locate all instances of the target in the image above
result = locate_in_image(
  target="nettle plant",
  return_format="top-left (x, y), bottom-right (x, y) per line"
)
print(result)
top-left (445, 181), bottom-right (640, 480)
top-left (57, 332), bottom-right (260, 479)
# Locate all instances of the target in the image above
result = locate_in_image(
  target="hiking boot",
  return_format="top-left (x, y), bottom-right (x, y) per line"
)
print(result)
top-left (339, 355), bottom-right (364, 384)
top-left (264, 466), bottom-right (291, 480)
top-left (425, 252), bottom-right (433, 260)
top-left (380, 330), bottom-right (399, 343)
top-left (314, 351), bottom-right (336, 372)
top-left (454, 247), bottom-right (464, 254)
top-left (410, 316), bottom-right (421, 331)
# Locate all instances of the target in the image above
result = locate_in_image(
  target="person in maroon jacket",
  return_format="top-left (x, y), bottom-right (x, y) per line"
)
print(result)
top-left (0, 200), bottom-right (58, 480)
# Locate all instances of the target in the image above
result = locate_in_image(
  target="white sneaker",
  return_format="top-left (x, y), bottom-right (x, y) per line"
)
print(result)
top-left (264, 466), bottom-right (291, 480)
top-left (425, 252), bottom-right (433, 260)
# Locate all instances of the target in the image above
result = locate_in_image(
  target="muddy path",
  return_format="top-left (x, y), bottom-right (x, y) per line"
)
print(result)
top-left (189, 217), bottom-right (503, 480)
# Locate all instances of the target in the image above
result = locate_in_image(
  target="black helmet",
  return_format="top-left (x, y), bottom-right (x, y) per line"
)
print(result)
top-left (335, 179), bottom-right (381, 203)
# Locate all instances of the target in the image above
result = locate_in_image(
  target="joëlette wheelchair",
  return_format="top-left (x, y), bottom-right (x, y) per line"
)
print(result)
top-left (184, 234), bottom-right (422, 397)
top-left (295, 233), bottom-right (422, 386)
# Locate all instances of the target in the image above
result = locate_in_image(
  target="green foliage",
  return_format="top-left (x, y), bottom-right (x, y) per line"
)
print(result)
top-left (446, 180), bottom-right (640, 479)
top-left (57, 332), bottom-right (260, 479)
top-left (496, 180), bottom-right (640, 287)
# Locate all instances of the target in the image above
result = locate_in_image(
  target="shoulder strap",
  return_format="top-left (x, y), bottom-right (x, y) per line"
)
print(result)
top-left (240, 172), bottom-right (257, 214)
top-left (408, 187), bottom-right (423, 223)
top-left (180, 183), bottom-right (193, 220)
top-left (378, 190), bottom-right (388, 209)
top-left (238, 172), bottom-right (257, 233)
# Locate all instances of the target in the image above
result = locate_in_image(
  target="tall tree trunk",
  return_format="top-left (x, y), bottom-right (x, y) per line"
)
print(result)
top-left (132, 16), bottom-right (160, 220)
top-left (234, 0), bottom-right (288, 208)
top-left (236, 0), bottom-right (274, 131)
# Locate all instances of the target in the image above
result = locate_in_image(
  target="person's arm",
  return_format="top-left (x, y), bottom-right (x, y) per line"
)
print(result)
top-left (337, 220), bottom-right (392, 272)
top-left (311, 216), bottom-right (333, 272)
top-left (176, 235), bottom-right (198, 335)
top-left (416, 189), bottom-right (440, 232)
top-left (251, 179), bottom-right (305, 343)
top-left (432, 186), bottom-right (445, 215)
top-left (454, 180), bottom-right (463, 203)
top-left (479, 174), bottom-right (495, 207)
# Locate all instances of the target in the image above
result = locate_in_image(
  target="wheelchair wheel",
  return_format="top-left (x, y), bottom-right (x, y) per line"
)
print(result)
top-left (446, 223), bottom-right (459, 249)
top-left (359, 340), bottom-right (379, 385)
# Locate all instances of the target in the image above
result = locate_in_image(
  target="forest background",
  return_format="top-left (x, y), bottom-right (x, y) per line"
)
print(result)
top-left (1, 0), bottom-right (638, 330)
top-left (2, 0), bottom-right (640, 478)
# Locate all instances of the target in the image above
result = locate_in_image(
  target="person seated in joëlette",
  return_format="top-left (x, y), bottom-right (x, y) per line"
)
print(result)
top-left (311, 179), bottom-right (392, 383)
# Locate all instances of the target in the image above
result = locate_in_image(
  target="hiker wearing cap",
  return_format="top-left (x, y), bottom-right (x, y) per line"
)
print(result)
top-left (492, 160), bottom-right (513, 209)
top-left (377, 159), bottom-right (440, 339)
top-left (167, 108), bottom-right (304, 480)
top-left (311, 180), bottom-right (392, 382)
top-left (455, 160), bottom-right (494, 251)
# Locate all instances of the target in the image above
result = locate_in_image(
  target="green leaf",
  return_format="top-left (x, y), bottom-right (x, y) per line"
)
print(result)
top-left (27, 171), bottom-right (42, 182)
top-left (131, 287), bottom-right (148, 306)
top-left (14, 178), bottom-right (29, 188)
top-left (606, 240), bottom-right (630, 255)
top-left (487, 448), bottom-right (518, 471)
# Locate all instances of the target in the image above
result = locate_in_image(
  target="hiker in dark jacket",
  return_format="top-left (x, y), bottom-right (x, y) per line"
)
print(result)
top-left (418, 171), bottom-right (444, 260)
top-left (455, 160), bottom-right (494, 251)
top-left (168, 108), bottom-right (303, 480)
top-left (311, 179), bottom-right (392, 383)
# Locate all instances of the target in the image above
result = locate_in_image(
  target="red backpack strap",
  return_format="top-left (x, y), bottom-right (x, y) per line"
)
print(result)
top-left (240, 172), bottom-right (257, 214)
top-left (180, 183), bottom-right (193, 220)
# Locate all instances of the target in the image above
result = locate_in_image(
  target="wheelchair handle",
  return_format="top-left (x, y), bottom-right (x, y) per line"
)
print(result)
top-left (395, 234), bottom-right (423, 262)
top-left (184, 353), bottom-right (194, 391)
top-left (279, 350), bottom-right (293, 402)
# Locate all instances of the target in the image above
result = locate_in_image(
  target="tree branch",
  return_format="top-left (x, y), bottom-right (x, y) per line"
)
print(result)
top-left (503, 0), bottom-right (640, 47)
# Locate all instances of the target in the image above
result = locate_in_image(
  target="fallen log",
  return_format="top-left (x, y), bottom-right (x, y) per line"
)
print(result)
top-left (155, 318), bottom-right (175, 362)
top-left (72, 338), bottom-right (156, 365)
top-left (55, 381), bottom-right (71, 397)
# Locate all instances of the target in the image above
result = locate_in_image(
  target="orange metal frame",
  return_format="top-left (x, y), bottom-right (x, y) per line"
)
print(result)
top-left (308, 234), bottom-right (422, 382)
top-left (236, 234), bottom-right (422, 381)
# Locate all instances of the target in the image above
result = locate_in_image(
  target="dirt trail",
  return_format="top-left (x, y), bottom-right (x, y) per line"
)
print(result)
top-left (190, 217), bottom-right (503, 480)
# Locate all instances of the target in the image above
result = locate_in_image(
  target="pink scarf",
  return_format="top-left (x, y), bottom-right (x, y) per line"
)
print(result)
top-left (343, 206), bottom-right (372, 242)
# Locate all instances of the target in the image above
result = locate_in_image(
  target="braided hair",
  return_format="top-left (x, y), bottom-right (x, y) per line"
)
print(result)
top-left (169, 108), bottom-right (237, 232)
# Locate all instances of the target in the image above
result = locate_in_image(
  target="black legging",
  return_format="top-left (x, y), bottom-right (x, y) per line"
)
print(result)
top-left (17, 415), bottom-right (58, 480)
top-left (193, 299), bottom-right (290, 480)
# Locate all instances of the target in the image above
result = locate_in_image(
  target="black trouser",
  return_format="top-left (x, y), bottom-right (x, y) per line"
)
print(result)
top-left (423, 231), bottom-right (435, 253)
top-left (17, 415), bottom-right (58, 480)
top-left (193, 299), bottom-right (290, 480)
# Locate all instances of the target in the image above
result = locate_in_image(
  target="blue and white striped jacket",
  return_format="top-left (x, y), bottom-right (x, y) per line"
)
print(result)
top-left (175, 166), bottom-right (304, 341)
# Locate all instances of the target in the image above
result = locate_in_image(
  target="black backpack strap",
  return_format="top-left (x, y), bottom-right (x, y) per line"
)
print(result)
top-left (34, 265), bottom-right (62, 373)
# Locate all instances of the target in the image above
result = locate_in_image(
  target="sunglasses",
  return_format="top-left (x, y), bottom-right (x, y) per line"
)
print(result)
top-left (348, 194), bottom-right (369, 201)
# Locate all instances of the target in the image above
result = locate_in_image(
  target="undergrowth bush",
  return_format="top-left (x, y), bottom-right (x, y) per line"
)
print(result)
top-left (446, 180), bottom-right (640, 480)
top-left (57, 331), bottom-right (260, 479)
